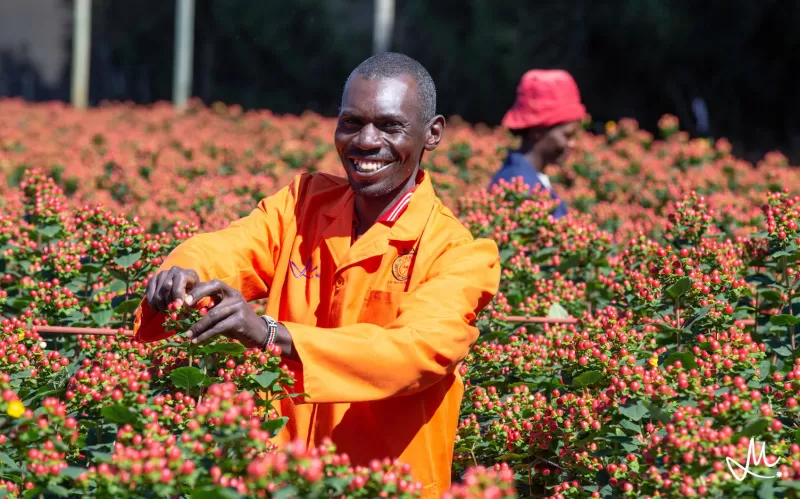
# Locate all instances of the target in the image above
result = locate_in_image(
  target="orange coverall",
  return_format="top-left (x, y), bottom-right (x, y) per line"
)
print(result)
top-left (133, 170), bottom-right (501, 496)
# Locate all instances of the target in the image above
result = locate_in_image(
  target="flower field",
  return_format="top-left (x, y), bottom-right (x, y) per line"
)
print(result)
top-left (1, 97), bottom-right (799, 498)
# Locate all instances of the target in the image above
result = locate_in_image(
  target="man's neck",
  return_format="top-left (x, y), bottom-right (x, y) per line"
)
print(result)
top-left (515, 140), bottom-right (543, 170)
top-left (353, 170), bottom-right (418, 233)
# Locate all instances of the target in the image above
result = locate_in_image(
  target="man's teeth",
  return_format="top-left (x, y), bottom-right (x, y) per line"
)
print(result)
top-left (353, 159), bottom-right (391, 172)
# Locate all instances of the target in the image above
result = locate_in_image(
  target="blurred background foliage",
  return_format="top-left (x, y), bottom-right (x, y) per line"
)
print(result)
top-left (5, 0), bottom-right (800, 162)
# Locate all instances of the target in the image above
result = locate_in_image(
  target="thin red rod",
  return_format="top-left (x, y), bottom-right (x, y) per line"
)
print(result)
top-left (504, 316), bottom-right (756, 326)
top-left (504, 316), bottom-right (579, 324)
top-left (33, 317), bottom-right (758, 336)
top-left (36, 325), bottom-right (133, 337)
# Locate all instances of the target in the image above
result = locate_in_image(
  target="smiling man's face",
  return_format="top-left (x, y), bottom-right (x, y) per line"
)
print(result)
top-left (335, 74), bottom-right (430, 198)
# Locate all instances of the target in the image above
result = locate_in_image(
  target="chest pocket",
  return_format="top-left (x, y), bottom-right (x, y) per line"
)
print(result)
top-left (358, 290), bottom-right (409, 327)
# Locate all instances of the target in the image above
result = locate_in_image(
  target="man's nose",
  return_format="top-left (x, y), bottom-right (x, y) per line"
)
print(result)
top-left (353, 123), bottom-right (382, 150)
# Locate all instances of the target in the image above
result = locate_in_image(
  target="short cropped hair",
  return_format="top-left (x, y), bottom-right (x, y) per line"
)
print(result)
top-left (345, 52), bottom-right (437, 124)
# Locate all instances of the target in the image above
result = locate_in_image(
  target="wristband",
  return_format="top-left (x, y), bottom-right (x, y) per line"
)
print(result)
top-left (261, 315), bottom-right (278, 350)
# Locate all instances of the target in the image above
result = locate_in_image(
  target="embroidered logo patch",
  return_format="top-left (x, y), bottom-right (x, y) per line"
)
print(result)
top-left (290, 258), bottom-right (319, 279)
top-left (391, 249), bottom-right (415, 282)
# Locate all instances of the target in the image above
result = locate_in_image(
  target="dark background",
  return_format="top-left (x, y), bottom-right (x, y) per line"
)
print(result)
top-left (2, 0), bottom-right (800, 163)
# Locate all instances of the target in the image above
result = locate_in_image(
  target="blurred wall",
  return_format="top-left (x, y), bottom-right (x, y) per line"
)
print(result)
top-left (0, 0), bottom-right (71, 100)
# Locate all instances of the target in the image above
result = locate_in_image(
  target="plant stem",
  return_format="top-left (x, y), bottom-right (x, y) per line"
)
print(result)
top-left (783, 256), bottom-right (795, 351)
top-left (754, 277), bottom-right (759, 336)
top-left (198, 353), bottom-right (209, 405)
top-left (121, 271), bottom-right (131, 328)
top-left (675, 297), bottom-right (681, 351)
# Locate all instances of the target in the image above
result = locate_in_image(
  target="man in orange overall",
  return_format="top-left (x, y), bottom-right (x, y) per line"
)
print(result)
top-left (133, 52), bottom-right (501, 496)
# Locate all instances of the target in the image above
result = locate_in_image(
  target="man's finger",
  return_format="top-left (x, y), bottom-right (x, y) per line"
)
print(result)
top-left (148, 270), bottom-right (172, 312)
top-left (156, 268), bottom-right (181, 310)
top-left (186, 303), bottom-right (237, 340)
top-left (185, 279), bottom-right (227, 307)
top-left (190, 315), bottom-right (241, 345)
top-left (145, 272), bottom-right (160, 306)
top-left (170, 271), bottom-right (189, 305)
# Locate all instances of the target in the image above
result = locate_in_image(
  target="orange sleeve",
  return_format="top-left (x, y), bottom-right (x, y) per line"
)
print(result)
top-left (286, 237), bottom-right (501, 404)
top-left (132, 176), bottom-right (301, 343)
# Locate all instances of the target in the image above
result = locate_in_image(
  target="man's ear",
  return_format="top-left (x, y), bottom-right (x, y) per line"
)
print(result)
top-left (530, 126), bottom-right (547, 142)
top-left (424, 115), bottom-right (446, 151)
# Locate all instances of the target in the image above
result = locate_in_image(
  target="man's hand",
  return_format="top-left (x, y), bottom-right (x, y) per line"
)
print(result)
top-left (145, 267), bottom-right (201, 313)
top-left (182, 279), bottom-right (268, 348)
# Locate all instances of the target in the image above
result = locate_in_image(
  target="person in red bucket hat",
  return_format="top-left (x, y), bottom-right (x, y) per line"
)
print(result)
top-left (489, 69), bottom-right (586, 218)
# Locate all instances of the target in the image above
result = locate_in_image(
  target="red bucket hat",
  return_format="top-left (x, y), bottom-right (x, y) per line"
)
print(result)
top-left (502, 69), bottom-right (586, 130)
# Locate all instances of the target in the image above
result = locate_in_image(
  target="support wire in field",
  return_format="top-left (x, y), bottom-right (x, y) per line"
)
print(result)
top-left (33, 317), bottom-right (755, 336)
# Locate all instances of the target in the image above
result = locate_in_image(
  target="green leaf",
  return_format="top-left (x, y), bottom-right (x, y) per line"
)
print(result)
top-left (535, 246), bottom-right (557, 259)
top-left (619, 402), bottom-right (649, 422)
top-left (272, 486), bottom-right (299, 499)
top-left (90, 308), bottom-right (113, 326)
top-left (114, 299), bottom-right (140, 315)
top-left (619, 420), bottom-right (641, 433)
top-left (0, 453), bottom-right (17, 468)
top-left (191, 486), bottom-right (244, 499)
top-left (38, 224), bottom-right (62, 238)
top-left (571, 370), bottom-right (603, 388)
top-left (114, 250), bottom-right (142, 269)
top-left (760, 290), bottom-right (783, 302)
top-left (496, 453), bottom-right (528, 462)
top-left (683, 305), bottom-right (711, 330)
top-left (108, 279), bottom-right (128, 293)
top-left (643, 401), bottom-right (671, 424)
top-left (100, 404), bottom-right (139, 425)
top-left (771, 314), bottom-right (800, 326)
top-left (170, 366), bottom-right (209, 389)
top-left (757, 478), bottom-right (774, 499)
top-left (89, 450), bottom-right (112, 462)
top-left (629, 460), bottom-right (640, 473)
top-left (264, 416), bottom-right (289, 436)
top-left (45, 485), bottom-right (70, 497)
top-left (499, 247), bottom-right (515, 262)
top-left (781, 481), bottom-right (800, 490)
top-left (774, 346), bottom-right (793, 357)
top-left (661, 351), bottom-right (698, 370)
top-left (10, 370), bottom-right (31, 381)
top-left (666, 277), bottom-right (692, 299)
top-left (794, 426), bottom-right (800, 445)
top-left (758, 360), bottom-right (772, 381)
top-left (108, 270), bottom-right (128, 282)
top-left (734, 419), bottom-right (770, 441)
top-left (746, 274), bottom-right (776, 285)
top-left (547, 302), bottom-right (570, 319)
top-left (325, 476), bottom-right (351, 495)
top-left (80, 263), bottom-right (104, 274)
top-left (59, 466), bottom-right (87, 479)
top-left (652, 322), bottom-right (680, 334)
top-left (9, 296), bottom-right (33, 312)
top-left (202, 342), bottom-right (246, 356)
top-left (252, 371), bottom-right (281, 390)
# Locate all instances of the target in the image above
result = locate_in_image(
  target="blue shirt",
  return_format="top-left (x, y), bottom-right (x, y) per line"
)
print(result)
top-left (489, 151), bottom-right (568, 219)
